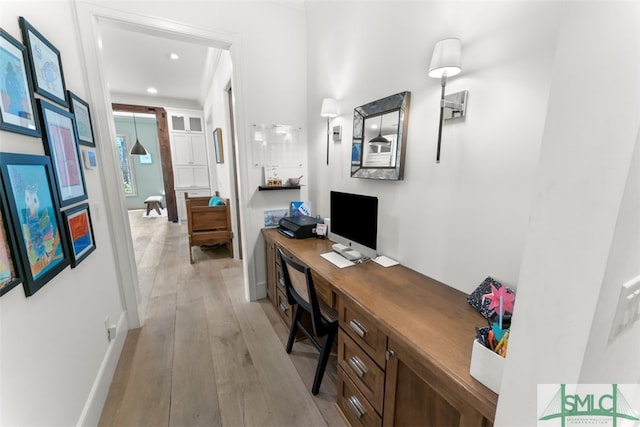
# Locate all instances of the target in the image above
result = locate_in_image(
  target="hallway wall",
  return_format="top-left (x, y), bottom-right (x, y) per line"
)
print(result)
top-left (1, 2), bottom-right (126, 425)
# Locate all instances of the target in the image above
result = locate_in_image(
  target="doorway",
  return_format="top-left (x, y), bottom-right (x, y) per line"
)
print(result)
top-left (111, 104), bottom-right (177, 222)
top-left (76, 3), bottom-right (252, 328)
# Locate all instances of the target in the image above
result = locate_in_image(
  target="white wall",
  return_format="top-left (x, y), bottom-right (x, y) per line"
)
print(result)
top-left (0, 2), bottom-right (127, 425)
top-left (203, 49), bottom-right (242, 257)
top-left (496, 2), bottom-right (639, 425)
top-left (580, 129), bottom-right (640, 383)
top-left (307, 2), bottom-right (640, 426)
top-left (1, 0), bottom-right (309, 423)
top-left (306, 1), bottom-right (564, 292)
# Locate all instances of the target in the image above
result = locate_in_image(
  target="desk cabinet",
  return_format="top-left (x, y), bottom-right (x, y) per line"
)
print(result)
top-left (261, 229), bottom-right (496, 427)
top-left (383, 338), bottom-right (490, 427)
top-left (338, 330), bottom-right (386, 414)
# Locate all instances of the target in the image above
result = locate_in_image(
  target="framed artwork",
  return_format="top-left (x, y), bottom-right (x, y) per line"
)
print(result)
top-left (67, 90), bottom-right (95, 146)
top-left (0, 28), bottom-right (39, 137)
top-left (37, 98), bottom-right (88, 207)
top-left (0, 186), bottom-right (23, 296)
top-left (263, 208), bottom-right (288, 228)
top-left (62, 203), bottom-right (95, 268)
top-left (0, 153), bottom-right (70, 296)
top-left (19, 17), bottom-right (68, 107)
top-left (213, 127), bottom-right (224, 164)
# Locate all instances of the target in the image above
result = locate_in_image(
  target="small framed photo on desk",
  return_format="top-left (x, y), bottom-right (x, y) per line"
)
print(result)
top-left (315, 223), bottom-right (327, 237)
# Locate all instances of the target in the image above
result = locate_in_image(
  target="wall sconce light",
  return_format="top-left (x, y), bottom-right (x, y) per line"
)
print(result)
top-left (429, 37), bottom-right (468, 163)
top-left (320, 98), bottom-right (338, 165)
top-left (129, 113), bottom-right (148, 156)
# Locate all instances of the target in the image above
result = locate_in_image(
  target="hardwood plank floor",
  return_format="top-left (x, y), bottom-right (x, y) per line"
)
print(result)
top-left (99, 210), bottom-right (346, 427)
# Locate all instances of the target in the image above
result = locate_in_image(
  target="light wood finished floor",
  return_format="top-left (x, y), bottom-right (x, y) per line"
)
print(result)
top-left (99, 210), bottom-right (346, 427)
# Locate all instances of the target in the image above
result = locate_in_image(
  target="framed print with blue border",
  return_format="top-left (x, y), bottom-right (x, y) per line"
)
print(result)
top-left (0, 152), bottom-right (70, 296)
top-left (37, 99), bottom-right (88, 207)
top-left (0, 28), bottom-right (39, 137)
top-left (0, 182), bottom-right (23, 296)
top-left (62, 202), bottom-right (95, 268)
top-left (19, 17), bottom-right (68, 107)
top-left (67, 90), bottom-right (95, 147)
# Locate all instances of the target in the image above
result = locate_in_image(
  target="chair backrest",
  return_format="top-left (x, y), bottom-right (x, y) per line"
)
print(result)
top-left (277, 248), bottom-right (324, 336)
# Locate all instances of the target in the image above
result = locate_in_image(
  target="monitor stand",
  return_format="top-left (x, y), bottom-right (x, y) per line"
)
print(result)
top-left (332, 243), bottom-right (362, 261)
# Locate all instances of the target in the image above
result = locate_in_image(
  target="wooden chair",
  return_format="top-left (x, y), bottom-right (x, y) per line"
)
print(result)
top-left (277, 248), bottom-right (339, 395)
top-left (185, 191), bottom-right (233, 263)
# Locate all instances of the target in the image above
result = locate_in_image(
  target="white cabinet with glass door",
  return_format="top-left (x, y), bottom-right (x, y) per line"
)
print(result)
top-left (167, 110), bottom-right (204, 133)
top-left (167, 109), bottom-right (210, 222)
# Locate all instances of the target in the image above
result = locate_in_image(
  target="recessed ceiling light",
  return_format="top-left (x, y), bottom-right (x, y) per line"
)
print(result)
top-left (147, 87), bottom-right (158, 94)
top-left (169, 53), bottom-right (179, 60)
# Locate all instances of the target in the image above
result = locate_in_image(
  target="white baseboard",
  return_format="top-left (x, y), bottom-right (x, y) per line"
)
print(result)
top-left (76, 312), bottom-right (129, 426)
top-left (254, 280), bottom-right (267, 300)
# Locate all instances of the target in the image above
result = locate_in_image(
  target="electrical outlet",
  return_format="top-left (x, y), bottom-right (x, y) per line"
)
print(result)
top-left (609, 275), bottom-right (640, 341)
top-left (104, 316), bottom-right (117, 342)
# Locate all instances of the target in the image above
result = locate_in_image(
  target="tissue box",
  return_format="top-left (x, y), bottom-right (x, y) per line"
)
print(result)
top-left (469, 339), bottom-right (504, 394)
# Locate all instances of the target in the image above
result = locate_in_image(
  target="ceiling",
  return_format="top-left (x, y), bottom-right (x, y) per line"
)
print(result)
top-left (99, 21), bottom-right (217, 105)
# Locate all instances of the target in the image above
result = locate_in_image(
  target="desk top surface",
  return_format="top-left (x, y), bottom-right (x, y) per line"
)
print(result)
top-left (263, 228), bottom-right (498, 421)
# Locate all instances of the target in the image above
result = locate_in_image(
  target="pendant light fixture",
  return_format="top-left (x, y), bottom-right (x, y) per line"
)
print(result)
top-left (129, 112), bottom-right (148, 156)
top-left (368, 115), bottom-right (389, 145)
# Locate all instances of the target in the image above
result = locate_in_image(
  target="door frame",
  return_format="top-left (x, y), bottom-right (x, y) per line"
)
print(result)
top-left (226, 85), bottom-right (242, 259)
top-left (74, 2), bottom-right (251, 329)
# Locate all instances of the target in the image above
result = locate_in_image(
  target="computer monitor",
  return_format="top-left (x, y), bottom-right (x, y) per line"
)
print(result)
top-left (329, 191), bottom-right (378, 259)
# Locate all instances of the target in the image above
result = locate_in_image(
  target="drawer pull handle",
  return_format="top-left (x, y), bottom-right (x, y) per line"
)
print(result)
top-left (279, 303), bottom-right (288, 312)
top-left (348, 356), bottom-right (368, 378)
top-left (349, 319), bottom-right (367, 338)
top-left (347, 395), bottom-right (365, 419)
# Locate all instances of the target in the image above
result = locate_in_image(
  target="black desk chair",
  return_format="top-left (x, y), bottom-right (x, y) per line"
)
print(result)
top-left (278, 248), bottom-right (339, 395)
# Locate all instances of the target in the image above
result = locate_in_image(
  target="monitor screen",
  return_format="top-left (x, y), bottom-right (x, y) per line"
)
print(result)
top-left (330, 191), bottom-right (378, 258)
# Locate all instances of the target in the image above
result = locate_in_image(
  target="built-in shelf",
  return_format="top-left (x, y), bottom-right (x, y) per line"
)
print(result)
top-left (258, 185), bottom-right (301, 191)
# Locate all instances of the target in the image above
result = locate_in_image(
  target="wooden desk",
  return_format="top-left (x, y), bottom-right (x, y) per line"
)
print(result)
top-left (262, 228), bottom-right (497, 426)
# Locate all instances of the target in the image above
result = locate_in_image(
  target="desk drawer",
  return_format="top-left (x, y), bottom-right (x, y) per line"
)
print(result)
top-left (338, 367), bottom-right (382, 427)
top-left (339, 296), bottom-right (388, 367)
top-left (275, 288), bottom-right (293, 326)
top-left (312, 272), bottom-right (335, 308)
top-left (338, 331), bottom-right (385, 414)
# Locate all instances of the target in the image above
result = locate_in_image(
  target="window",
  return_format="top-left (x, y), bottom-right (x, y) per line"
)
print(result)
top-left (115, 134), bottom-right (136, 196)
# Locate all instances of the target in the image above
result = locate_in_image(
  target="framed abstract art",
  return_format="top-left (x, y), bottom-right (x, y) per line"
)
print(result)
top-left (0, 28), bottom-right (39, 137)
top-left (62, 203), bottom-right (95, 268)
top-left (19, 17), bottom-right (68, 107)
top-left (37, 98), bottom-right (87, 207)
top-left (67, 90), bottom-right (95, 147)
top-left (0, 153), bottom-right (70, 295)
top-left (0, 185), bottom-right (23, 296)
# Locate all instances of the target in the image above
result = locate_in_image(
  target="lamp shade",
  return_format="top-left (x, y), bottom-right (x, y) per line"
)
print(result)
top-left (428, 38), bottom-right (462, 78)
top-left (320, 98), bottom-right (338, 118)
top-left (129, 113), bottom-right (148, 155)
top-left (130, 138), bottom-right (148, 155)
